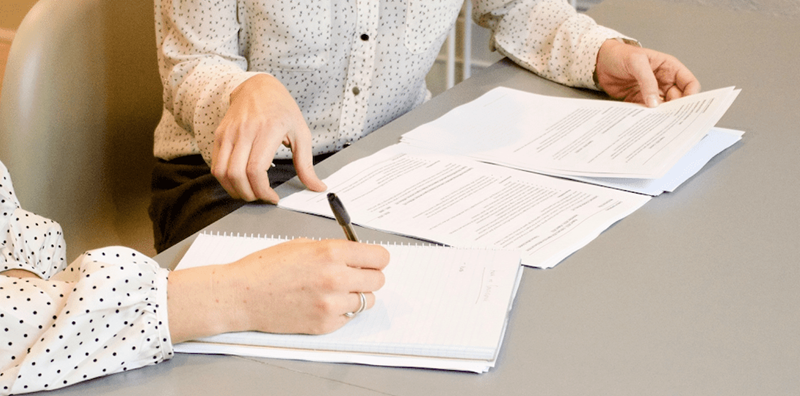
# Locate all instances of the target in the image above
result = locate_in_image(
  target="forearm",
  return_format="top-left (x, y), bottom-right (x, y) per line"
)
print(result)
top-left (167, 239), bottom-right (390, 340)
top-left (167, 264), bottom-right (250, 343)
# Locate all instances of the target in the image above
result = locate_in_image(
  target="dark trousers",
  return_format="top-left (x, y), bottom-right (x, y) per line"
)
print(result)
top-left (148, 154), bottom-right (330, 253)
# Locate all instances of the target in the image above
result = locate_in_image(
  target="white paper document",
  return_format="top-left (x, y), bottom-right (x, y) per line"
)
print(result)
top-left (400, 86), bottom-right (740, 180)
top-left (173, 233), bottom-right (524, 373)
top-left (278, 144), bottom-right (651, 268)
top-left (564, 127), bottom-right (744, 195)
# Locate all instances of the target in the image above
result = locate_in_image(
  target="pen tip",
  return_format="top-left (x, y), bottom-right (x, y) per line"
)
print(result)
top-left (327, 192), bottom-right (336, 202)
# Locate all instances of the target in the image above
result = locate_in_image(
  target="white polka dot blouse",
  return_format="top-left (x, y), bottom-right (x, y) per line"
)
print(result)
top-left (1, 161), bottom-right (173, 395)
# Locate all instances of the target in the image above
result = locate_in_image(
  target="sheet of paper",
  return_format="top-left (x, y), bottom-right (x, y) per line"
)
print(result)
top-left (175, 341), bottom-right (497, 373)
top-left (278, 144), bottom-right (651, 268)
top-left (400, 86), bottom-right (739, 179)
top-left (564, 127), bottom-right (744, 195)
top-left (173, 233), bottom-right (523, 372)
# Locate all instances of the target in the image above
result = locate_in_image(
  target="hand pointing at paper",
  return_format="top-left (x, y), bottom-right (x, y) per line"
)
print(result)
top-left (595, 39), bottom-right (701, 108)
top-left (211, 74), bottom-right (327, 204)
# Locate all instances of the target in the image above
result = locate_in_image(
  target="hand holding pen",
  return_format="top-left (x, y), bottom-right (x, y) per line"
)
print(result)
top-left (328, 192), bottom-right (373, 318)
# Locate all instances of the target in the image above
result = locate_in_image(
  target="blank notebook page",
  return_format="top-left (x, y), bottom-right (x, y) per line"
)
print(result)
top-left (175, 233), bottom-right (522, 361)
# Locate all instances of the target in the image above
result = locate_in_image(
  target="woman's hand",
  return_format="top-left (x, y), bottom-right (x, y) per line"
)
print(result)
top-left (595, 39), bottom-right (701, 107)
top-left (211, 74), bottom-right (327, 203)
top-left (167, 239), bottom-right (390, 343)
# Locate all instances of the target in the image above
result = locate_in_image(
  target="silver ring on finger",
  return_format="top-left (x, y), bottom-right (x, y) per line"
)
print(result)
top-left (344, 292), bottom-right (367, 318)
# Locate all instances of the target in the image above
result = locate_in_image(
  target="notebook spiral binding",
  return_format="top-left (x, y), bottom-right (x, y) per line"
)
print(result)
top-left (200, 230), bottom-right (465, 249)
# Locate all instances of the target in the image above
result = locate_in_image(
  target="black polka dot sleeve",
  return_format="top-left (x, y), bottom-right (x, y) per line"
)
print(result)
top-left (2, 163), bottom-right (66, 279)
top-left (0, 162), bottom-right (19, 215)
top-left (1, 207), bottom-right (67, 279)
top-left (1, 162), bottom-right (174, 394)
top-left (474, 0), bottom-right (637, 90)
top-left (0, 247), bottom-right (173, 395)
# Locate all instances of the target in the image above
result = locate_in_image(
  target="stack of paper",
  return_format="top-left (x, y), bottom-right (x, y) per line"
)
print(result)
top-left (400, 86), bottom-right (741, 196)
top-left (278, 87), bottom-right (742, 268)
top-left (173, 233), bottom-right (524, 373)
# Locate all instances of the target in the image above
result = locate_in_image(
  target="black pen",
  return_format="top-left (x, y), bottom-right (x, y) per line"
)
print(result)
top-left (327, 192), bottom-right (359, 242)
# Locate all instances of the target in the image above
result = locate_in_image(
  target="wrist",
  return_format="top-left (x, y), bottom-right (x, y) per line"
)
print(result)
top-left (230, 73), bottom-right (275, 102)
top-left (167, 264), bottom-right (246, 343)
top-left (594, 38), bottom-right (625, 90)
top-left (208, 263), bottom-right (254, 334)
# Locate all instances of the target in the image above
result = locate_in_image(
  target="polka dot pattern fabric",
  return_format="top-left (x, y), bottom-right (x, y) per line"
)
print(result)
top-left (1, 161), bottom-right (173, 395)
top-left (152, 0), bottom-right (632, 165)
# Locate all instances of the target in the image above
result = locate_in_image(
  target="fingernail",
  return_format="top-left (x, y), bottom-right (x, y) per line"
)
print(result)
top-left (646, 95), bottom-right (659, 108)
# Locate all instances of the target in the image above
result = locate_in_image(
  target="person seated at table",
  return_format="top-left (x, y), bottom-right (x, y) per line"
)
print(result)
top-left (150, 0), bottom-right (701, 253)
top-left (0, 160), bottom-right (390, 395)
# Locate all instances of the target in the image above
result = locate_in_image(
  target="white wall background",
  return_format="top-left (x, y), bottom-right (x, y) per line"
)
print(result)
top-left (425, 0), bottom-right (601, 97)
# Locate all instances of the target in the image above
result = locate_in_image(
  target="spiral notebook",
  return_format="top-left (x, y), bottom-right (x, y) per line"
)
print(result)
top-left (173, 232), bottom-right (524, 373)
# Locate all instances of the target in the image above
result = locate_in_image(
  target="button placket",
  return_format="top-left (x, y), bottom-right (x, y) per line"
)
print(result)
top-left (336, 0), bottom-right (379, 151)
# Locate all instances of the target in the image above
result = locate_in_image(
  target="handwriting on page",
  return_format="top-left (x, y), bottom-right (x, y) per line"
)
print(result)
top-left (477, 268), bottom-right (503, 305)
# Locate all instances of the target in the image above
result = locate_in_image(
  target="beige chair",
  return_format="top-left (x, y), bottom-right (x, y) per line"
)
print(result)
top-left (0, 0), bottom-right (162, 259)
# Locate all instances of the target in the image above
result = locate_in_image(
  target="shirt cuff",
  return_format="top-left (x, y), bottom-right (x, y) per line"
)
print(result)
top-left (154, 265), bottom-right (175, 361)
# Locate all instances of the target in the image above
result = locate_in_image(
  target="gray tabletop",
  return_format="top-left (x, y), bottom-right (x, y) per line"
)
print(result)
top-left (44, 0), bottom-right (799, 394)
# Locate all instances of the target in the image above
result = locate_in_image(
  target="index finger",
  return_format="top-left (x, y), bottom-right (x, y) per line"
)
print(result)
top-left (343, 242), bottom-right (390, 271)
